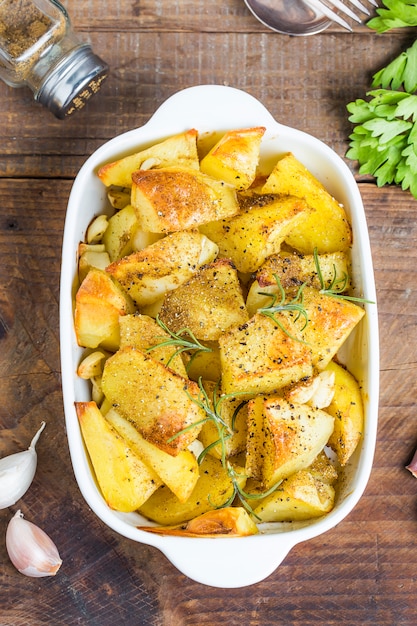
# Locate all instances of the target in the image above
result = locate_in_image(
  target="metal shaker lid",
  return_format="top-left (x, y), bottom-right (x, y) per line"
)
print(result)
top-left (35, 45), bottom-right (108, 119)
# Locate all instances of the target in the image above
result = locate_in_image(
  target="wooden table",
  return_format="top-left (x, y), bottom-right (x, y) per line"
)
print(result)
top-left (1, 1), bottom-right (416, 624)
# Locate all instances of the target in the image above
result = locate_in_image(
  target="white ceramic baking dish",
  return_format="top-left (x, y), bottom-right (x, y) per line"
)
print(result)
top-left (60, 85), bottom-right (379, 588)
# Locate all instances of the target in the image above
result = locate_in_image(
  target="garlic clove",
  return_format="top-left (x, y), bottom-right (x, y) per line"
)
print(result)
top-left (6, 510), bottom-right (62, 577)
top-left (0, 422), bottom-right (45, 509)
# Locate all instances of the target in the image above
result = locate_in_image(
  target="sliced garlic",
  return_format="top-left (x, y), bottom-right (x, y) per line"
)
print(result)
top-left (0, 422), bottom-right (46, 509)
top-left (6, 510), bottom-right (62, 577)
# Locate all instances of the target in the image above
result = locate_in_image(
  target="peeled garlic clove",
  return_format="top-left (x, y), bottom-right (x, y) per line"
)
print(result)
top-left (6, 510), bottom-right (62, 577)
top-left (0, 422), bottom-right (46, 509)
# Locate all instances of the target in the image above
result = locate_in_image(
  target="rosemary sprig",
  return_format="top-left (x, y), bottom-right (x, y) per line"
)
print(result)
top-left (313, 249), bottom-right (374, 304)
top-left (257, 275), bottom-right (309, 342)
top-left (146, 314), bottom-right (212, 369)
top-left (183, 378), bottom-right (282, 519)
top-left (223, 463), bottom-right (282, 521)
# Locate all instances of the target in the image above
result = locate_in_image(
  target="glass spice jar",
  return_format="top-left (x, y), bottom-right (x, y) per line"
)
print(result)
top-left (0, 0), bottom-right (109, 118)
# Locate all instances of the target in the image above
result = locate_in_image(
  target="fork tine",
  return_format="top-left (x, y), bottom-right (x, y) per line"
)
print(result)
top-left (345, 0), bottom-right (371, 14)
top-left (306, 0), bottom-right (353, 30)
top-left (320, 0), bottom-right (363, 22)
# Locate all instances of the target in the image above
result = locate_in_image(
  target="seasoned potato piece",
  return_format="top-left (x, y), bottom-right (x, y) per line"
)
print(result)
top-left (140, 507), bottom-right (258, 537)
top-left (245, 396), bottom-right (334, 488)
top-left (131, 166), bottom-right (239, 233)
top-left (246, 250), bottom-right (350, 318)
top-left (308, 450), bottom-right (338, 485)
top-left (185, 342), bottom-right (222, 382)
top-left (252, 469), bottom-right (335, 522)
top-left (138, 455), bottom-right (245, 525)
top-left (293, 287), bottom-right (365, 371)
top-left (101, 346), bottom-right (205, 455)
top-left (262, 152), bottom-right (352, 253)
top-left (98, 129), bottom-right (200, 187)
top-left (159, 258), bottom-right (249, 341)
top-left (119, 313), bottom-right (187, 376)
top-left (200, 195), bottom-right (310, 273)
top-left (106, 409), bottom-right (199, 503)
top-left (325, 360), bottom-right (364, 465)
top-left (74, 268), bottom-right (134, 351)
top-left (219, 312), bottom-right (313, 397)
top-left (105, 230), bottom-right (218, 307)
top-left (78, 243), bottom-right (110, 283)
top-left (200, 127), bottom-right (266, 190)
top-left (257, 250), bottom-right (350, 291)
top-left (75, 401), bottom-right (161, 512)
top-left (102, 204), bottom-right (139, 262)
top-left (198, 380), bottom-right (248, 460)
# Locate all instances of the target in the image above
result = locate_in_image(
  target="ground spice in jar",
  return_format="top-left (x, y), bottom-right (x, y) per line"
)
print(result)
top-left (0, 0), bottom-right (66, 77)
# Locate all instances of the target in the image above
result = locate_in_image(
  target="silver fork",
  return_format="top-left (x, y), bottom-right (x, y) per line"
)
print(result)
top-left (307, 0), bottom-right (379, 31)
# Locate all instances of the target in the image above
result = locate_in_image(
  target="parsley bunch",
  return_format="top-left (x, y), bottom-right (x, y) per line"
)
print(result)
top-left (346, 2), bottom-right (417, 199)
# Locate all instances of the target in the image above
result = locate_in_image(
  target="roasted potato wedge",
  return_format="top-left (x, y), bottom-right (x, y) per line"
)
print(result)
top-left (159, 258), bottom-right (249, 341)
top-left (325, 360), bottom-right (364, 465)
top-left (219, 312), bottom-right (313, 397)
top-left (139, 507), bottom-right (258, 536)
top-left (200, 195), bottom-right (310, 273)
top-left (75, 401), bottom-right (161, 512)
top-left (245, 396), bottom-right (334, 488)
top-left (101, 346), bottom-right (205, 455)
top-left (138, 455), bottom-right (246, 525)
top-left (200, 126), bottom-right (266, 190)
top-left (119, 313), bottom-right (187, 376)
top-left (262, 152), bottom-right (352, 254)
top-left (131, 166), bottom-right (239, 232)
top-left (74, 268), bottom-right (134, 351)
top-left (105, 229), bottom-right (218, 307)
top-left (98, 129), bottom-right (200, 187)
top-left (106, 409), bottom-right (199, 503)
top-left (252, 469), bottom-right (335, 522)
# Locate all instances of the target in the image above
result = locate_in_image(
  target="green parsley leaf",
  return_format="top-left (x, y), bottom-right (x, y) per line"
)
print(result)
top-left (367, 0), bottom-right (417, 33)
top-left (346, 39), bottom-right (417, 199)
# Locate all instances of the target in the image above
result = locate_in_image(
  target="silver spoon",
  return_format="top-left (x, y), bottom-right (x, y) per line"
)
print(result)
top-left (244, 0), bottom-right (332, 36)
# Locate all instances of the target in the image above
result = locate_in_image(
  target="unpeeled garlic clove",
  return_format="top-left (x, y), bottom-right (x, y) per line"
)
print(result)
top-left (0, 421), bottom-right (46, 509)
top-left (6, 510), bottom-right (62, 577)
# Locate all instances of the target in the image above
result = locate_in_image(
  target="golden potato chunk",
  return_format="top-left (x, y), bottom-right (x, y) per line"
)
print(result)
top-left (74, 268), bottom-right (134, 351)
top-left (140, 507), bottom-right (258, 537)
top-left (101, 346), bottom-right (205, 455)
top-left (159, 258), bottom-right (249, 341)
top-left (219, 312), bottom-right (313, 397)
top-left (252, 469), bottom-right (335, 522)
top-left (325, 360), bottom-right (364, 465)
top-left (119, 313), bottom-right (187, 376)
top-left (105, 230), bottom-right (218, 307)
top-left (200, 195), bottom-right (310, 273)
top-left (106, 409), bottom-right (199, 503)
top-left (200, 126), bottom-right (266, 190)
top-left (98, 129), bottom-right (200, 188)
top-left (138, 455), bottom-right (245, 525)
top-left (293, 287), bottom-right (365, 371)
top-left (75, 401), bottom-right (161, 512)
top-left (257, 250), bottom-right (350, 291)
top-left (131, 166), bottom-right (239, 232)
top-left (262, 152), bottom-right (352, 253)
top-left (245, 396), bottom-right (334, 488)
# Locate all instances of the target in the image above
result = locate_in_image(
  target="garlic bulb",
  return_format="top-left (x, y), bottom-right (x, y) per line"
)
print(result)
top-left (0, 422), bottom-right (46, 509)
top-left (6, 510), bottom-right (62, 577)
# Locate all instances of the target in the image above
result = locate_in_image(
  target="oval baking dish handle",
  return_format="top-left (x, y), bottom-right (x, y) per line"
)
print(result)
top-left (160, 535), bottom-right (297, 588)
